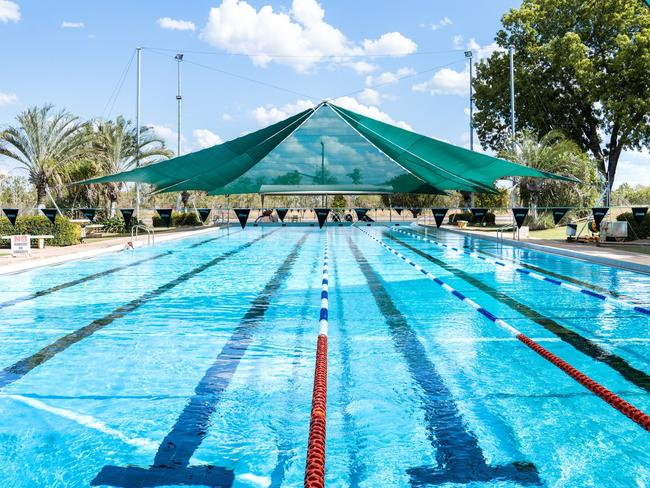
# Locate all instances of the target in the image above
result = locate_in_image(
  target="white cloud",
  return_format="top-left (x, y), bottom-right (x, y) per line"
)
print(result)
top-left (200, 0), bottom-right (417, 73)
top-left (466, 38), bottom-right (502, 60)
top-left (413, 66), bottom-right (469, 96)
top-left (0, 0), bottom-right (19, 23)
top-left (453, 34), bottom-right (464, 49)
top-left (222, 113), bottom-right (232, 121)
top-left (0, 91), bottom-right (18, 106)
top-left (365, 67), bottom-right (415, 87)
top-left (61, 21), bottom-right (84, 29)
top-left (157, 17), bottom-right (196, 32)
top-left (193, 129), bottom-right (223, 148)
top-left (252, 99), bottom-right (316, 126)
top-left (147, 123), bottom-right (182, 152)
top-left (347, 61), bottom-right (377, 74)
top-left (430, 17), bottom-right (452, 31)
top-left (616, 148), bottom-right (650, 188)
top-left (332, 96), bottom-right (413, 130)
top-left (358, 88), bottom-right (381, 105)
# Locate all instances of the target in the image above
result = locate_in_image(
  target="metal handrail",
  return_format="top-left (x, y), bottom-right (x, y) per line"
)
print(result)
top-left (131, 224), bottom-right (154, 246)
top-left (496, 223), bottom-right (516, 242)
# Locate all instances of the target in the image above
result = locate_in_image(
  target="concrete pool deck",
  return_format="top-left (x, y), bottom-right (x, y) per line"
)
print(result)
top-left (0, 225), bottom-right (231, 275)
top-left (433, 225), bottom-right (650, 274)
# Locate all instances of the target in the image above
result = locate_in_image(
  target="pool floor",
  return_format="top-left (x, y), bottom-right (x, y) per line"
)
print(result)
top-left (0, 225), bottom-right (648, 487)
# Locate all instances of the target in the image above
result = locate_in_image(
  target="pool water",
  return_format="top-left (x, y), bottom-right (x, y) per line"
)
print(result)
top-left (0, 225), bottom-right (648, 487)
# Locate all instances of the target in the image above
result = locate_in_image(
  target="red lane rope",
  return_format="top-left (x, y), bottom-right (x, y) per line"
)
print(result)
top-left (305, 334), bottom-right (328, 487)
top-left (517, 333), bottom-right (650, 431)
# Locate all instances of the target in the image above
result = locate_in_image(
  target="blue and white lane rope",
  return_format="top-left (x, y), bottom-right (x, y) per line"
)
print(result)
top-left (392, 226), bottom-right (650, 316)
top-left (305, 234), bottom-right (329, 487)
top-left (356, 226), bottom-right (650, 431)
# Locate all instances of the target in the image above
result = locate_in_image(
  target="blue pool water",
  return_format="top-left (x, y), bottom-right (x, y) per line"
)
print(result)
top-left (0, 225), bottom-right (648, 487)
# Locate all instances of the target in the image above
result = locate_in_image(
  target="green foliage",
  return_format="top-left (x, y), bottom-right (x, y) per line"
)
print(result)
top-left (0, 215), bottom-right (80, 247)
top-left (448, 211), bottom-right (496, 226)
top-left (475, 188), bottom-right (510, 209)
top-left (0, 175), bottom-right (34, 209)
top-left (97, 216), bottom-right (126, 233)
top-left (152, 211), bottom-right (201, 227)
top-left (331, 195), bottom-right (347, 211)
top-left (473, 0), bottom-right (650, 187)
top-left (617, 212), bottom-right (650, 239)
top-left (612, 184), bottom-right (650, 205)
top-left (524, 212), bottom-right (555, 231)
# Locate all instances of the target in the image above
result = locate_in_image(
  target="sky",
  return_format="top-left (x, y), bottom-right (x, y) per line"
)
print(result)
top-left (0, 0), bottom-right (646, 188)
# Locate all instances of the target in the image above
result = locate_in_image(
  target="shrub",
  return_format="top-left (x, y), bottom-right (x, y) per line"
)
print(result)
top-left (524, 212), bottom-right (555, 231)
top-left (97, 216), bottom-right (126, 233)
top-left (617, 212), bottom-right (650, 239)
top-left (448, 211), bottom-right (496, 226)
top-left (152, 211), bottom-right (202, 228)
top-left (0, 215), bottom-right (80, 247)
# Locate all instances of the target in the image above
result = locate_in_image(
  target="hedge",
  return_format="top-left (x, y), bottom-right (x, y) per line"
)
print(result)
top-left (448, 211), bottom-right (496, 226)
top-left (152, 211), bottom-right (201, 228)
top-left (0, 215), bottom-right (80, 247)
top-left (616, 212), bottom-right (650, 239)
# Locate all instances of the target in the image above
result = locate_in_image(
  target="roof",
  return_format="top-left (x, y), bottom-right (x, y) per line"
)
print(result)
top-left (80, 101), bottom-right (576, 194)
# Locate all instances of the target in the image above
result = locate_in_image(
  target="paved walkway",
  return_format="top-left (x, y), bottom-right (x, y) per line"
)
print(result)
top-left (430, 225), bottom-right (650, 274)
top-left (0, 225), bottom-right (228, 275)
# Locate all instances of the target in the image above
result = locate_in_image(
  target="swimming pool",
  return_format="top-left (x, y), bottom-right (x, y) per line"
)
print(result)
top-left (0, 225), bottom-right (648, 487)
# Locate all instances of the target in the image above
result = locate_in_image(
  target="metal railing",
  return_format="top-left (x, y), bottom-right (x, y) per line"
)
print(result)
top-left (131, 224), bottom-right (154, 246)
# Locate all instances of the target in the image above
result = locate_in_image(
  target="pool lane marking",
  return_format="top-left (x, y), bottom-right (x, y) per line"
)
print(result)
top-left (357, 227), bottom-right (650, 432)
top-left (91, 234), bottom-right (308, 488)
top-left (347, 236), bottom-right (541, 486)
top-left (189, 228), bottom-right (242, 248)
top-left (393, 227), bottom-right (650, 316)
top-left (388, 233), bottom-right (650, 394)
top-left (0, 231), bottom-right (277, 390)
top-left (0, 228), bottom-right (240, 310)
top-left (304, 234), bottom-right (329, 488)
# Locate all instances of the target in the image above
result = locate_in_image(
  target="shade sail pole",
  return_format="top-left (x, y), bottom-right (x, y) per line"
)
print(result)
top-left (135, 47), bottom-right (142, 222)
top-left (466, 49), bottom-right (475, 208)
top-left (509, 45), bottom-right (517, 210)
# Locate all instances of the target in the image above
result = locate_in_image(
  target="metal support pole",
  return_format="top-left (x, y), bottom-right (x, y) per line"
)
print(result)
top-left (320, 141), bottom-right (325, 207)
top-left (135, 47), bottom-right (142, 222)
top-left (175, 53), bottom-right (183, 157)
top-left (465, 50), bottom-right (475, 208)
top-left (509, 45), bottom-right (517, 209)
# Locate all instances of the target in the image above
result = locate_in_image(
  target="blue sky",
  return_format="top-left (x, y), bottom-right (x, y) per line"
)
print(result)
top-left (0, 0), bottom-right (646, 187)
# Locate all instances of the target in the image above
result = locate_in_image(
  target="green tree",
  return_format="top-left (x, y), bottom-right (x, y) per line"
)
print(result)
top-left (347, 168), bottom-right (363, 184)
top-left (92, 116), bottom-right (172, 216)
top-left (0, 105), bottom-right (91, 206)
top-left (500, 130), bottom-right (599, 210)
top-left (473, 0), bottom-right (650, 194)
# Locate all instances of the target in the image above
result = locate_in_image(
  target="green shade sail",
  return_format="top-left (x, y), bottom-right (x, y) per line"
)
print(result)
top-left (81, 101), bottom-right (576, 195)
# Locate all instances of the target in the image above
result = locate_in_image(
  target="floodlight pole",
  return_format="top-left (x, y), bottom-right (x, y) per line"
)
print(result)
top-left (175, 53), bottom-right (183, 158)
top-left (135, 47), bottom-right (142, 221)
top-left (465, 49), bottom-right (475, 208)
top-left (320, 141), bottom-right (325, 207)
top-left (509, 45), bottom-right (517, 209)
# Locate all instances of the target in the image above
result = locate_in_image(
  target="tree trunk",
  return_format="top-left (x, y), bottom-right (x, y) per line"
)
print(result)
top-left (110, 199), bottom-right (117, 218)
top-left (36, 183), bottom-right (47, 209)
top-left (180, 191), bottom-right (190, 212)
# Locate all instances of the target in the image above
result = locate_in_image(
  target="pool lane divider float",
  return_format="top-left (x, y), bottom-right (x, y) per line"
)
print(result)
top-left (92, 233), bottom-right (308, 487)
top-left (357, 227), bottom-right (650, 432)
top-left (305, 235), bottom-right (329, 488)
top-left (393, 226), bottom-right (650, 317)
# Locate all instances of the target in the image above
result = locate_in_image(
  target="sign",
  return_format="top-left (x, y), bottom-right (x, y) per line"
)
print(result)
top-left (314, 208), bottom-right (330, 228)
top-left (276, 208), bottom-right (288, 222)
top-left (470, 208), bottom-right (488, 222)
top-left (512, 208), bottom-right (529, 229)
top-left (197, 208), bottom-right (212, 223)
top-left (410, 208), bottom-right (421, 218)
top-left (632, 207), bottom-right (648, 227)
top-left (592, 207), bottom-right (609, 230)
top-left (120, 208), bottom-right (134, 227)
top-left (80, 208), bottom-right (96, 222)
top-left (41, 208), bottom-right (58, 225)
top-left (234, 208), bottom-right (251, 228)
top-left (2, 208), bottom-right (18, 226)
top-left (156, 208), bottom-right (173, 227)
top-left (354, 208), bottom-right (368, 221)
top-left (431, 208), bottom-right (448, 228)
top-left (10, 234), bottom-right (30, 256)
top-left (394, 208), bottom-right (402, 215)
top-left (551, 207), bottom-right (570, 225)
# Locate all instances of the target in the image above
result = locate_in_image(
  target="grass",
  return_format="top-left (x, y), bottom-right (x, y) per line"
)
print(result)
top-left (528, 226), bottom-right (568, 240)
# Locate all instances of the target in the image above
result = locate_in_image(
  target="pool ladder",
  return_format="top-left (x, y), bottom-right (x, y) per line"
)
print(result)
top-left (131, 224), bottom-right (155, 246)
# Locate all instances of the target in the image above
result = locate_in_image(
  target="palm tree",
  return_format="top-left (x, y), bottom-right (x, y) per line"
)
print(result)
top-left (0, 105), bottom-right (91, 207)
top-left (92, 116), bottom-right (172, 216)
top-left (500, 130), bottom-right (599, 212)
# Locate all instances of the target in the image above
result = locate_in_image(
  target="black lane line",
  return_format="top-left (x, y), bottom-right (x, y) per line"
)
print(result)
top-left (189, 228), bottom-right (242, 248)
top-left (92, 234), bottom-right (308, 488)
top-left (413, 227), bottom-right (629, 300)
top-left (389, 234), bottom-right (650, 394)
top-left (0, 228), bottom-right (237, 310)
top-left (0, 252), bottom-right (172, 309)
top-left (0, 231), bottom-right (276, 389)
top-left (347, 237), bottom-right (540, 486)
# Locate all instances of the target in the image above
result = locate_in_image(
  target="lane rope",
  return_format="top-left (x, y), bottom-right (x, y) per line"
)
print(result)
top-left (393, 226), bottom-right (650, 316)
top-left (305, 234), bottom-right (330, 487)
top-left (357, 227), bottom-right (650, 432)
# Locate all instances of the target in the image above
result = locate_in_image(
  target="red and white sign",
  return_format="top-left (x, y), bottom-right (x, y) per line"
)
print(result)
top-left (10, 235), bottom-right (30, 256)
